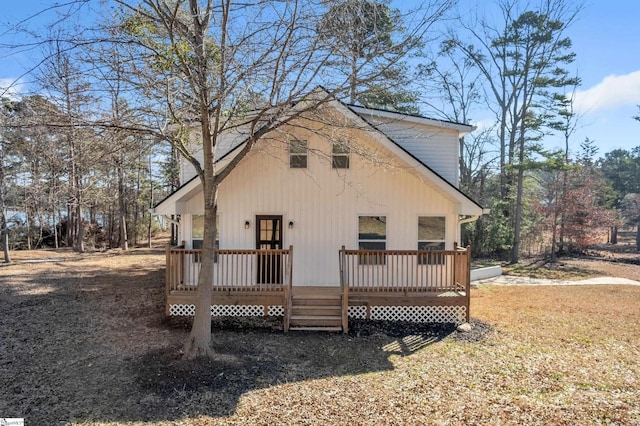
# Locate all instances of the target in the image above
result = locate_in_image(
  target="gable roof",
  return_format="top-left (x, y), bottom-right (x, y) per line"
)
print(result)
top-left (154, 94), bottom-right (484, 216)
top-left (348, 104), bottom-right (475, 136)
top-left (334, 101), bottom-right (483, 215)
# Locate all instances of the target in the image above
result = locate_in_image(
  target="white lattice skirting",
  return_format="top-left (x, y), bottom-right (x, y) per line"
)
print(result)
top-left (169, 304), bottom-right (195, 316)
top-left (169, 303), bottom-right (464, 323)
top-left (369, 305), bottom-right (466, 324)
top-left (169, 304), bottom-right (284, 317)
top-left (348, 305), bottom-right (367, 319)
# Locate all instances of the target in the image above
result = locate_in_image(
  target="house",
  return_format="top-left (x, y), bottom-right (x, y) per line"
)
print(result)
top-left (154, 95), bottom-right (485, 332)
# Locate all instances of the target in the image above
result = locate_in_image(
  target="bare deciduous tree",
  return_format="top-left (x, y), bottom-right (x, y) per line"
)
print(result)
top-left (93, 0), bottom-right (453, 358)
top-left (450, 0), bottom-right (582, 263)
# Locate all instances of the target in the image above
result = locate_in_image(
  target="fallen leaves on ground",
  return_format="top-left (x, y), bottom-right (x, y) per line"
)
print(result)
top-left (0, 246), bottom-right (638, 425)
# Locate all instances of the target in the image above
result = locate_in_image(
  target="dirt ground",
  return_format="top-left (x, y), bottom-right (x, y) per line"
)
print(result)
top-left (0, 244), bottom-right (639, 425)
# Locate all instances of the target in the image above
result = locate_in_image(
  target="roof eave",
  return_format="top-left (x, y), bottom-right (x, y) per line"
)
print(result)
top-left (348, 105), bottom-right (475, 134)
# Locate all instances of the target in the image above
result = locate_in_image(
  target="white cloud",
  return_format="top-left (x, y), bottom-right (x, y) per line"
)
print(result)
top-left (469, 118), bottom-right (497, 135)
top-left (573, 70), bottom-right (640, 114)
top-left (0, 78), bottom-right (24, 100)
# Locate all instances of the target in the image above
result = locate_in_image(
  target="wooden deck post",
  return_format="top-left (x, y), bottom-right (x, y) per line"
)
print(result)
top-left (339, 245), bottom-right (349, 334)
top-left (284, 245), bottom-right (293, 332)
top-left (465, 246), bottom-right (471, 323)
top-left (165, 244), bottom-right (171, 316)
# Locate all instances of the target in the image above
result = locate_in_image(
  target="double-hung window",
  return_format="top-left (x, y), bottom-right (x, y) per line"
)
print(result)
top-left (192, 214), bottom-right (219, 262)
top-left (332, 141), bottom-right (350, 169)
top-left (358, 216), bottom-right (386, 265)
top-left (418, 216), bottom-right (445, 265)
top-left (289, 140), bottom-right (308, 168)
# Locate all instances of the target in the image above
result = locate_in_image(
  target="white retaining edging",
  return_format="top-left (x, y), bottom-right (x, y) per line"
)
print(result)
top-left (470, 266), bottom-right (503, 281)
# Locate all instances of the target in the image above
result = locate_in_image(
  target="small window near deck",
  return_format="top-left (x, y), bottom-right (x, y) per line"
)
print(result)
top-left (192, 214), bottom-right (219, 262)
top-left (358, 216), bottom-right (386, 265)
top-left (332, 141), bottom-right (350, 169)
top-left (418, 216), bottom-right (445, 265)
top-left (289, 140), bottom-right (308, 168)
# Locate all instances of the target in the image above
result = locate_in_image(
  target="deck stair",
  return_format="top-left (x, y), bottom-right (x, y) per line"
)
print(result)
top-left (288, 287), bottom-right (343, 332)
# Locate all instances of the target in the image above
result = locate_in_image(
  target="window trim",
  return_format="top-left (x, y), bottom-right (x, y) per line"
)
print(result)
top-left (289, 139), bottom-right (308, 169)
top-left (417, 216), bottom-right (446, 265)
top-left (331, 140), bottom-right (350, 169)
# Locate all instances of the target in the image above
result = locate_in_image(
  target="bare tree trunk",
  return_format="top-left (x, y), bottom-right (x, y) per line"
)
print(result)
top-left (550, 197), bottom-right (559, 260)
top-left (118, 163), bottom-right (128, 250)
top-left (75, 172), bottom-right (84, 253)
top-left (133, 155), bottom-right (141, 246)
top-left (108, 206), bottom-right (114, 248)
top-left (76, 203), bottom-right (84, 253)
top-left (0, 140), bottom-right (9, 263)
top-left (510, 164), bottom-right (525, 264)
top-left (53, 209), bottom-right (59, 249)
top-left (148, 156), bottom-right (153, 248)
top-left (36, 210), bottom-right (45, 249)
top-left (66, 204), bottom-right (74, 247)
top-left (2, 225), bottom-right (10, 263)
top-left (183, 188), bottom-right (217, 358)
top-left (0, 182), bottom-right (11, 263)
top-left (25, 207), bottom-right (32, 250)
top-left (58, 209), bottom-right (64, 249)
top-left (119, 208), bottom-right (128, 250)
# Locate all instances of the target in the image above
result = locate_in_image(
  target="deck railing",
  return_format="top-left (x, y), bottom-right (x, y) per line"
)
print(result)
top-left (165, 245), bottom-right (293, 293)
top-left (339, 246), bottom-right (471, 294)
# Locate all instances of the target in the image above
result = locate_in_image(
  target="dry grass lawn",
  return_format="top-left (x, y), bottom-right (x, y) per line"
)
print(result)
top-left (1, 246), bottom-right (639, 425)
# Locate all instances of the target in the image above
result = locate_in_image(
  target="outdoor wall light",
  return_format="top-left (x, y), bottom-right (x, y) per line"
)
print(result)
top-left (288, 221), bottom-right (294, 229)
top-left (244, 220), bottom-right (250, 229)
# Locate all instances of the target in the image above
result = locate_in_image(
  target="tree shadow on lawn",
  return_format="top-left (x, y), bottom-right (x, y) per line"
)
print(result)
top-left (128, 317), bottom-right (490, 422)
top-left (0, 263), bottom-right (489, 424)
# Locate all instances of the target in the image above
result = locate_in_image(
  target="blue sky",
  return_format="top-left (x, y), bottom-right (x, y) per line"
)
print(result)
top-left (2, 0), bottom-right (640, 157)
top-left (563, 1), bottom-right (640, 155)
top-left (444, 0), bottom-right (640, 157)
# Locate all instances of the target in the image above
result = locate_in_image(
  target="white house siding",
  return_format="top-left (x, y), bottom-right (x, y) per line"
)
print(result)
top-left (179, 125), bottom-right (462, 287)
top-left (354, 115), bottom-right (460, 186)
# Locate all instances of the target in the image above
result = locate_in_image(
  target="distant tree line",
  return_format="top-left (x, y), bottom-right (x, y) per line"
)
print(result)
top-left (0, 94), bottom-right (176, 259)
top-left (1, 0), bottom-right (639, 267)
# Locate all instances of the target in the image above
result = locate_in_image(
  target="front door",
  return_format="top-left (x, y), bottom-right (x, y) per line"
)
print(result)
top-left (256, 215), bottom-right (283, 284)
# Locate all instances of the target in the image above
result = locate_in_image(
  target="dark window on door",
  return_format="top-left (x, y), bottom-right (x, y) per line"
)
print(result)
top-left (256, 215), bottom-right (283, 284)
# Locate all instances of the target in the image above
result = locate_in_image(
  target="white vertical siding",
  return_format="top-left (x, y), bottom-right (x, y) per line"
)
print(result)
top-left (357, 115), bottom-right (460, 186)
top-left (180, 125), bottom-right (461, 287)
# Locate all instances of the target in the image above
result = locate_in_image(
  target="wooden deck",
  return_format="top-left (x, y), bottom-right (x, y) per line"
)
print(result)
top-left (165, 245), bottom-right (471, 332)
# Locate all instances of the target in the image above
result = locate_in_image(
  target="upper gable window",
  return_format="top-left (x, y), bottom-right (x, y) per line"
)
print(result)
top-left (332, 141), bottom-right (350, 169)
top-left (289, 140), bottom-right (308, 168)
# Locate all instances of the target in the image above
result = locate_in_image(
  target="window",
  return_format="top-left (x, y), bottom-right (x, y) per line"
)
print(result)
top-left (192, 214), bottom-right (219, 262)
top-left (418, 216), bottom-right (445, 265)
top-left (289, 140), bottom-right (308, 168)
top-left (332, 141), bottom-right (350, 169)
top-left (358, 216), bottom-right (386, 265)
